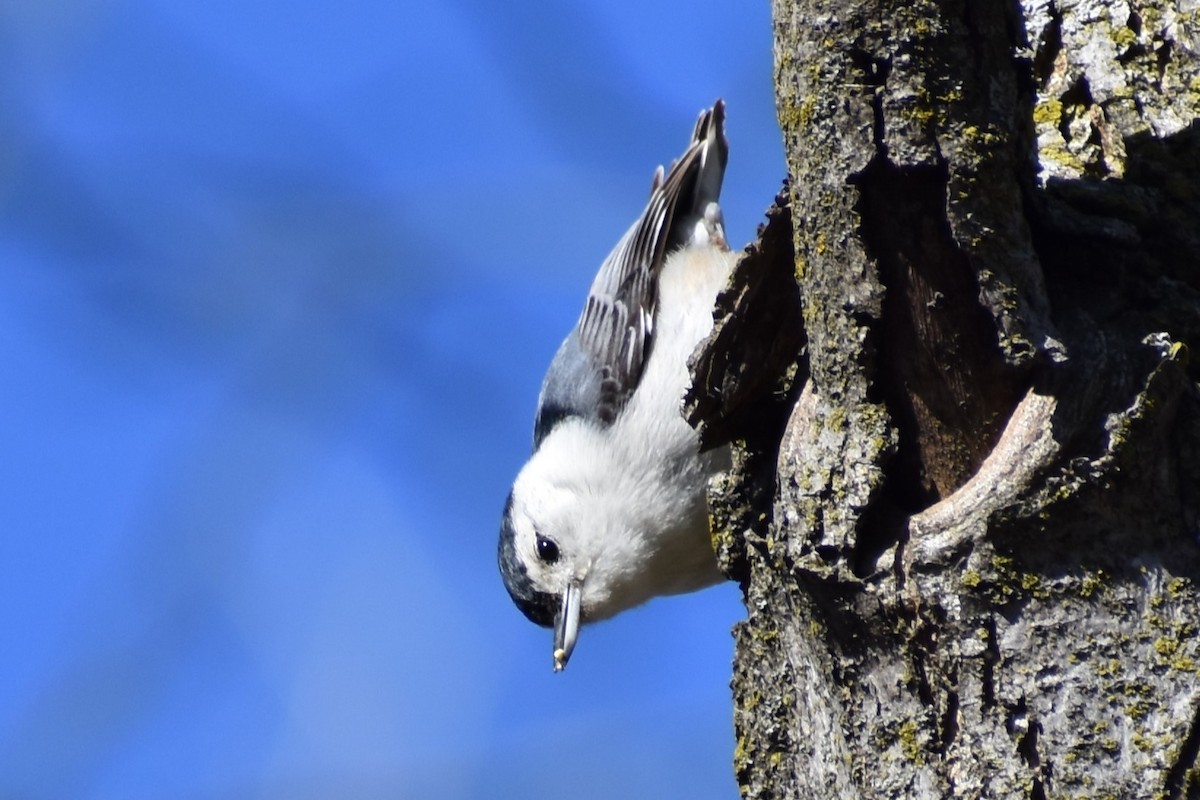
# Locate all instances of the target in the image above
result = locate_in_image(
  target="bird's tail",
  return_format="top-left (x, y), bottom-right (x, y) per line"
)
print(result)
top-left (657, 100), bottom-right (729, 252)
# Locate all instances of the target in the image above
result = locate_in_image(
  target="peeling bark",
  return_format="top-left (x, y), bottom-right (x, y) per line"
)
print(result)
top-left (689, 0), bottom-right (1200, 797)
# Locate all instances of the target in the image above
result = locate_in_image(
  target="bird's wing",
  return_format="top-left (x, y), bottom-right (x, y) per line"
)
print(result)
top-left (533, 102), bottom-right (728, 448)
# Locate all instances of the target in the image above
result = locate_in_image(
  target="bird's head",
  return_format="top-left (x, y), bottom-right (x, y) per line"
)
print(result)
top-left (497, 451), bottom-right (638, 672)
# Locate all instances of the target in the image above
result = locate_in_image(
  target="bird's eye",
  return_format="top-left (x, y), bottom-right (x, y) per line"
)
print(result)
top-left (535, 534), bottom-right (560, 564)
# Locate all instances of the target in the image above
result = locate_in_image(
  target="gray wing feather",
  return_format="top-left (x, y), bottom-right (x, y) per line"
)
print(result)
top-left (533, 102), bottom-right (728, 448)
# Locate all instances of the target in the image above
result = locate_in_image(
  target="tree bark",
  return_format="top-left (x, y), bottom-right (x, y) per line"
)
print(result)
top-left (688, 0), bottom-right (1200, 797)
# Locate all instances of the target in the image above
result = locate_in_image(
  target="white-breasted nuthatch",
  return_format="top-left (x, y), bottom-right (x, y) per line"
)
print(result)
top-left (498, 101), bottom-right (737, 671)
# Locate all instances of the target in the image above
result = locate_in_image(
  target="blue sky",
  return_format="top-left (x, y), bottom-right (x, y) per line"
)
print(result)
top-left (0, 2), bottom-right (784, 797)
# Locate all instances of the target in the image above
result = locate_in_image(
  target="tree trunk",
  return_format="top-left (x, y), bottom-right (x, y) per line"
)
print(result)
top-left (688, 0), bottom-right (1200, 796)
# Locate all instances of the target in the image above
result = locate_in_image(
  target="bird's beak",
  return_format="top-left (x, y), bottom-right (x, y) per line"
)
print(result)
top-left (552, 578), bottom-right (582, 672)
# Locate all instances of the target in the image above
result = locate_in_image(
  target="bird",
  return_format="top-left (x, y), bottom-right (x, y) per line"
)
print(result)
top-left (498, 101), bottom-right (737, 672)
